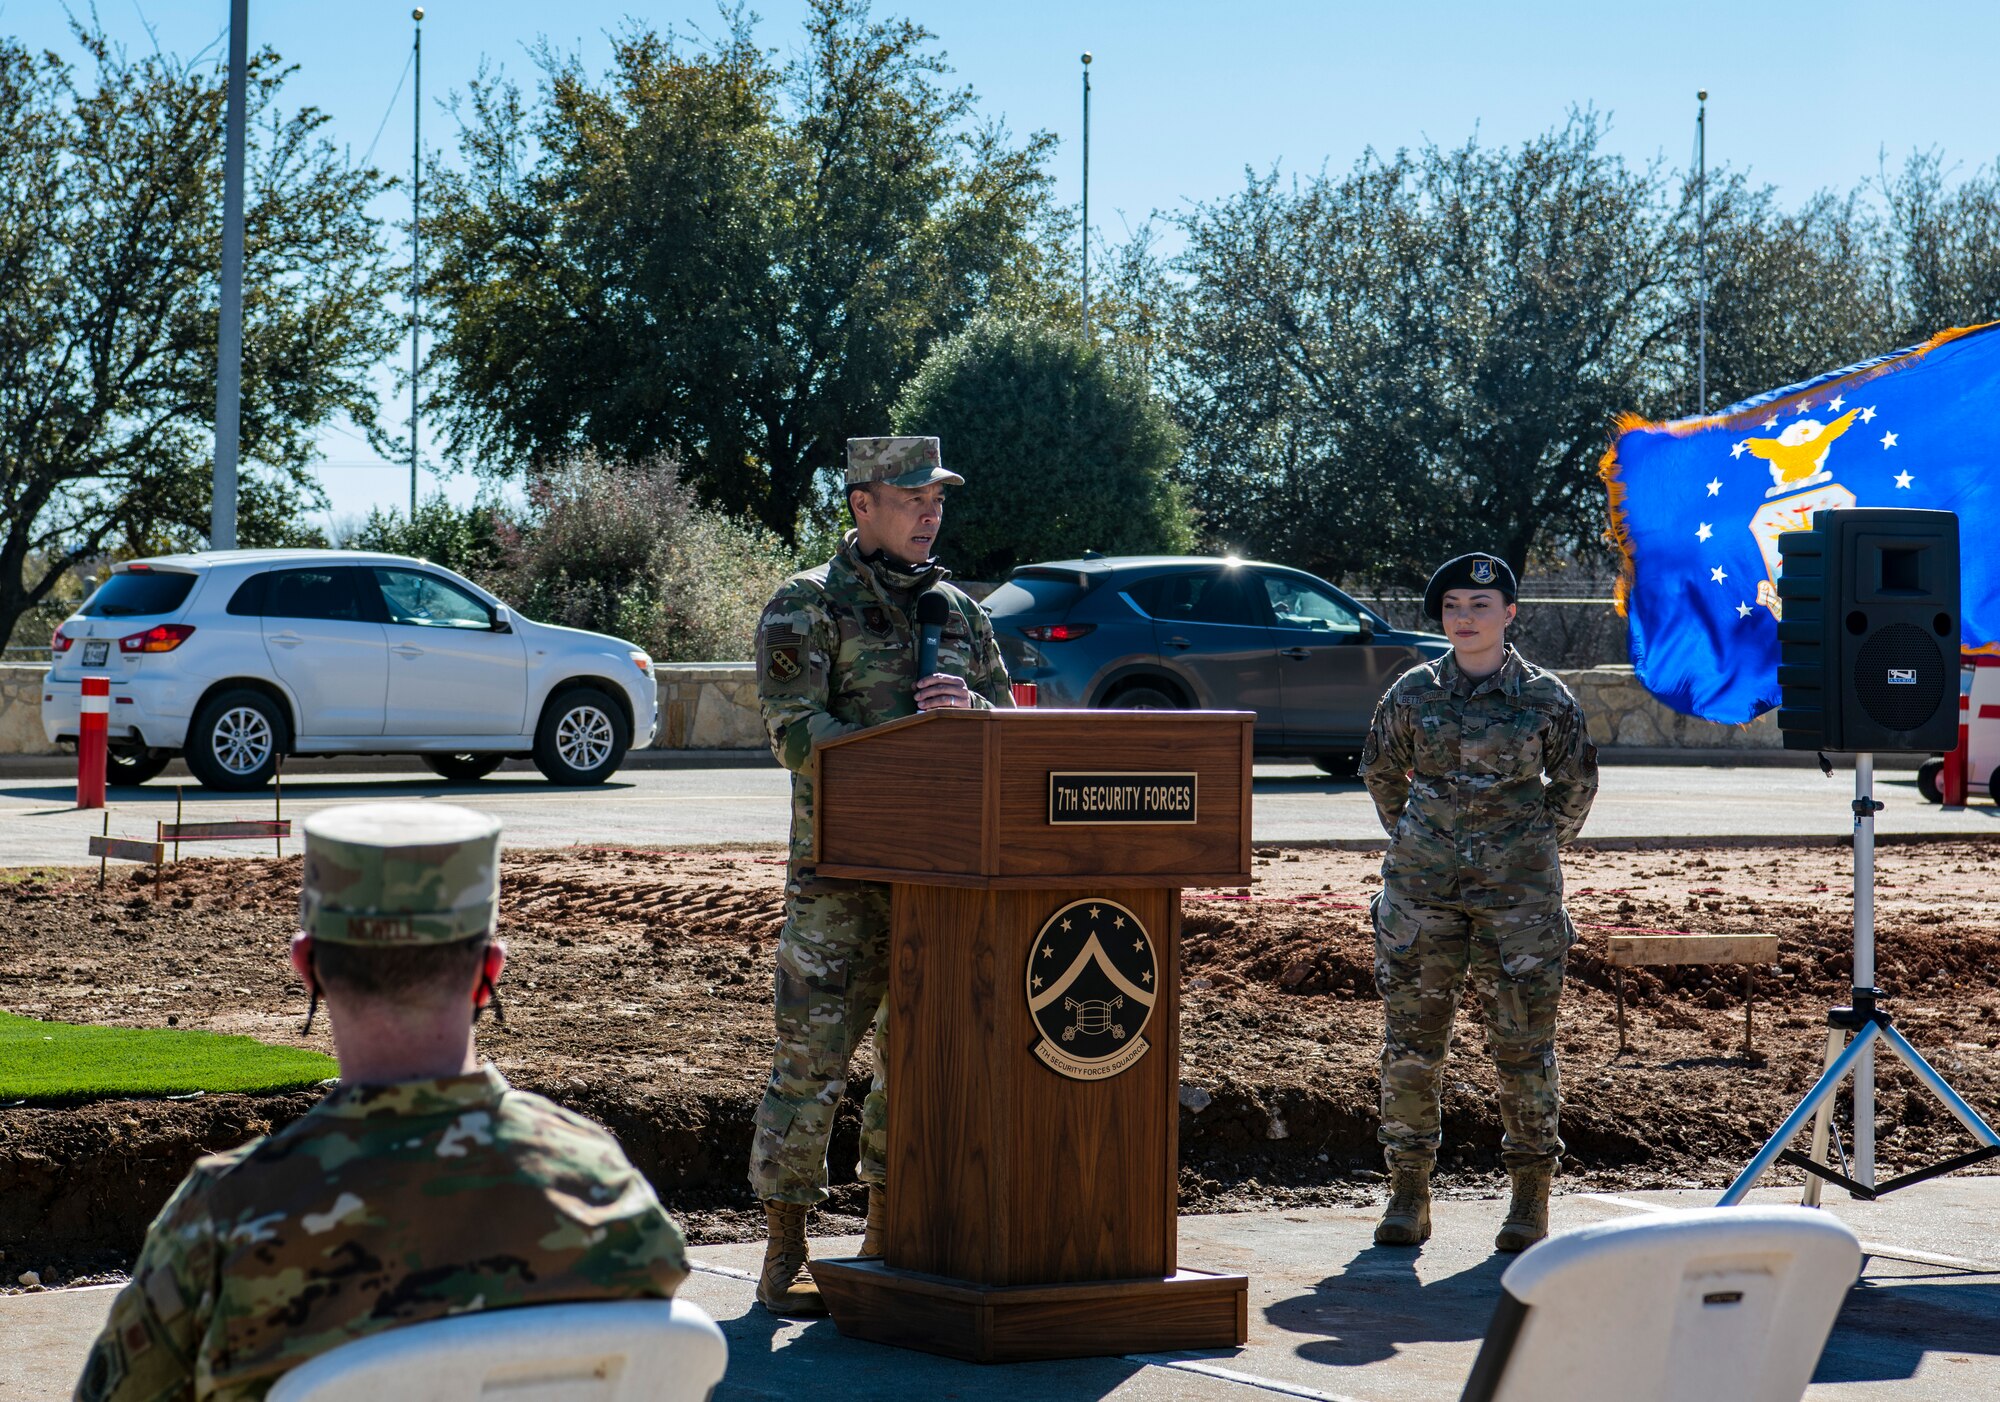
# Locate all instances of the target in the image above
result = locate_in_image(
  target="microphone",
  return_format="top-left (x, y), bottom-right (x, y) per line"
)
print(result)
top-left (916, 590), bottom-right (949, 680)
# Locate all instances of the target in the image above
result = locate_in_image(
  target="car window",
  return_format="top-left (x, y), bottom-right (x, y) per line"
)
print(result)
top-left (264, 568), bottom-right (365, 622)
top-left (985, 576), bottom-right (1083, 617)
top-left (1127, 570), bottom-right (1255, 627)
top-left (1262, 574), bottom-right (1363, 634)
top-left (370, 568), bottom-right (494, 629)
top-left (77, 571), bottom-right (196, 618)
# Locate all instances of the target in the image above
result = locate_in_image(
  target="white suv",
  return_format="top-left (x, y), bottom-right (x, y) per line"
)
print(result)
top-left (41, 549), bottom-right (658, 790)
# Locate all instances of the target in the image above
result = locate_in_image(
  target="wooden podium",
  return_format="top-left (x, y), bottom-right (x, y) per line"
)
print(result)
top-left (805, 708), bottom-right (1253, 1362)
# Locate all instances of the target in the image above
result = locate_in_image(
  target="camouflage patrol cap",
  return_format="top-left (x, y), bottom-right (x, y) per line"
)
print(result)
top-left (300, 802), bottom-right (501, 945)
top-left (845, 436), bottom-right (963, 489)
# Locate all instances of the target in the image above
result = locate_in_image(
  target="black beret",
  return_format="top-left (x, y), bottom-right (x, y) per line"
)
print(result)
top-left (1423, 553), bottom-right (1517, 620)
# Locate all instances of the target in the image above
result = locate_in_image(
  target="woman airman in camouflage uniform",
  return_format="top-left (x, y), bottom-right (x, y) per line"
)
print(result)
top-left (1358, 553), bottom-right (1598, 1252)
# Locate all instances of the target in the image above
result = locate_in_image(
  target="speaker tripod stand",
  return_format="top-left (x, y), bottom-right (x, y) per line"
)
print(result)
top-left (1720, 754), bottom-right (2000, 1207)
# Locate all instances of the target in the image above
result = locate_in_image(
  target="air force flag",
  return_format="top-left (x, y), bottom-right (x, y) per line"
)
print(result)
top-left (1602, 322), bottom-right (2000, 724)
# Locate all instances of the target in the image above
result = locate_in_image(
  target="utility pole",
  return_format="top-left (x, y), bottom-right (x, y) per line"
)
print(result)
top-left (212, 0), bottom-right (248, 551)
top-left (1080, 52), bottom-right (1092, 342)
top-left (1696, 89), bottom-right (1708, 417)
top-left (410, 8), bottom-right (424, 520)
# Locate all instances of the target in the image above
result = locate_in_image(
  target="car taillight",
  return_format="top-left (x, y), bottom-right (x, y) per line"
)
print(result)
top-left (51, 627), bottom-right (74, 653)
top-left (120, 623), bottom-right (194, 653)
top-left (1020, 623), bottom-right (1096, 642)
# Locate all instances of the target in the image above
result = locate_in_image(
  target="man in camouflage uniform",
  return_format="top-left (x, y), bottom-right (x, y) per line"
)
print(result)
top-left (74, 803), bottom-right (687, 1401)
top-left (1358, 553), bottom-right (1598, 1253)
top-left (749, 435), bottom-right (1012, 1315)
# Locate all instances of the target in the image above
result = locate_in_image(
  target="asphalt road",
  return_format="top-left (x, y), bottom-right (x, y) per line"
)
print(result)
top-left (2, 759), bottom-right (1995, 868)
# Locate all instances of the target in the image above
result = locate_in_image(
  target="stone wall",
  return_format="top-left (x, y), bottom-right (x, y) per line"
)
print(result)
top-left (653, 663), bottom-right (762, 750)
top-left (0, 661), bottom-right (1769, 756)
top-left (0, 666), bottom-right (58, 756)
top-left (1562, 665), bottom-right (1780, 750)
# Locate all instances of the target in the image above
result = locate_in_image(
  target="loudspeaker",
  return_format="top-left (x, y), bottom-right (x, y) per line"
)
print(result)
top-left (1776, 508), bottom-right (1960, 753)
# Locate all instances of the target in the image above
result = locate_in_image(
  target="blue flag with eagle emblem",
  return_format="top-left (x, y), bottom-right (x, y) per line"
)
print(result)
top-left (1602, 321), bottom-right (2000, 724)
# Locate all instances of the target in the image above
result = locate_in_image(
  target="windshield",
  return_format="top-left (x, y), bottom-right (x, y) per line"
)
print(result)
top-left (77, 571), bottom-right (196, 618)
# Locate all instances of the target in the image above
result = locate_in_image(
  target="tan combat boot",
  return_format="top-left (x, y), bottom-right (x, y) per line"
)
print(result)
top-left (1495, 1163), bottom-right (1554, 1252)
top-left (1374, 1162), bottom-right (1433, 1246)
top-left (859, 1186), bottom-right (887, 1258)
top-left (756, 1201), bottom-right (826, 1316)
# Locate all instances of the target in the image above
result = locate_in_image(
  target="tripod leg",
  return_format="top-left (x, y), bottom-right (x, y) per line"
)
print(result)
top-left (1877, 1022), bottom-right (2000, 1148)
top-left (1721, 1026), bottom-right (1878, 1206)
top-left (1801, 1026), bottom-right (1846, 1208)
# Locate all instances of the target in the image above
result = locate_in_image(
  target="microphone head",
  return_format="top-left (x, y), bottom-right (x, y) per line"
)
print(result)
top-left (917, 591), bottom-right (950, 627)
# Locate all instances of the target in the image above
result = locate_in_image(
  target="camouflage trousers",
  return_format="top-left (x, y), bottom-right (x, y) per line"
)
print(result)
top-left (1373, 887), bottom-right (1573, 1173)
top-left (748, 869), bottom-right (892, 1205)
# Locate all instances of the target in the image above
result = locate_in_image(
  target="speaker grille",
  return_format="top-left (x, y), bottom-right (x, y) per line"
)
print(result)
top-left (1853, 623), bottom-right (1946, 731)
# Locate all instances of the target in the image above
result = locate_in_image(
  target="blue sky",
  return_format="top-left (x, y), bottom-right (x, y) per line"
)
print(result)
top-left (8, 1), bottom-right (1999, 536)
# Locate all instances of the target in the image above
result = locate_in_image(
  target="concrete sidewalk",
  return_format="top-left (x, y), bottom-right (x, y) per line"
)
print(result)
top-left (10, 1182), bottom-right (1998, 1401)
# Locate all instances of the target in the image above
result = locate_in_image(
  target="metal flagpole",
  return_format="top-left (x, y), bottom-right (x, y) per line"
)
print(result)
top-left (212, 0), bottom-right (249, 551)
top-left (410, 8), bottom-right (424, 520)
top-left (1080, 52), bottom-right (1092, 341)
top-left (1696, 89), bottom-right (1708, 417)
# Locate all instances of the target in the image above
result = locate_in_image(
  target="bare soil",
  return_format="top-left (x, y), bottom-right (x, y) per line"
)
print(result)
top-left (6, 839), bottom-right (2000, 1289)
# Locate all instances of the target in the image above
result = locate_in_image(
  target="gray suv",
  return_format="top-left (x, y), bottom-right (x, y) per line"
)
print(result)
top-left (985, 556), bottom-right (1450, 774)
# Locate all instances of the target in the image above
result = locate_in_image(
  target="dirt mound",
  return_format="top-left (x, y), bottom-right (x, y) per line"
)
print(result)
top-left (6, 840), bottom-right (2000, 1286)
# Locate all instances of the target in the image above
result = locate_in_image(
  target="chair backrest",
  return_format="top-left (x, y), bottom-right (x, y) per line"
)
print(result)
top-left (1460, 1206), bottom-right (1859, 1402)
top-left (265, 1299), bottom-right (727, 1402)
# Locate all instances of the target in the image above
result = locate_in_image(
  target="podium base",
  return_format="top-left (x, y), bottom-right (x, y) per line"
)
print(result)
top-left (808, 1258), bottom-right (1249, 1363)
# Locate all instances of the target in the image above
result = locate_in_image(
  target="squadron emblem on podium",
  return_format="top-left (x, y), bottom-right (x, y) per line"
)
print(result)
top-left (1026, 897), bottom-right (1158, 1080)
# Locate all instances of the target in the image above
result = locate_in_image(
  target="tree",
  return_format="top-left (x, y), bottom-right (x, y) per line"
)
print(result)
top-left (343, 494), bottom-right (511, 586)
top-left (891, 315), bottom-right (1190, 579)
top-left (0, 29), bottom-right (399, 652)
top-left (421, 0), bottom-right (1063, 541)
top-left (1163, 114), bottom-right (1689, 589)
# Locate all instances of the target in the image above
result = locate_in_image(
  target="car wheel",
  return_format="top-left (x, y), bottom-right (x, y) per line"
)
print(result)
top-left (1105, 684), bottom-right (1182, 711)
top-left (1314, 752), bottom-right (1361, 779)
top-left (184, 689), bottom-right (284, 791)
top-left (1916, 757), bottom-right (1944, 804)
top-left (533, 687), bottom-right (630, 785)
top-left (1989, 765), bottom-right (2000, 806)
top-left (423, 753), bottom-right (507, 784)
top-left (106, 747), bottom-right (173, 786)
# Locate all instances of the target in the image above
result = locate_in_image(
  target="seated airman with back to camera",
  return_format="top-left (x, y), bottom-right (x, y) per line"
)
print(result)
top-left (75, 802), bottom-right (688, 1402)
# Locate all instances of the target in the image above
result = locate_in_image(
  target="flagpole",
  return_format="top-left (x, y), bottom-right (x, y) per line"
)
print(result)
top-left (410, 8), bottom-right (424, 520)
top-left (1697, 89), bottom-right (1708, 416)
top-left (212, 0), bottom-right (248, 551)
top-left (1080, 52), bottom-right (1092, 342)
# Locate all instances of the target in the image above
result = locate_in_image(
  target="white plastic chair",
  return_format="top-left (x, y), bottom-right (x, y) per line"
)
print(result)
top-left (1460, 1206), bottom-right (1860, 1402)
top-left (266, 1299), bottom-right (727, 1402)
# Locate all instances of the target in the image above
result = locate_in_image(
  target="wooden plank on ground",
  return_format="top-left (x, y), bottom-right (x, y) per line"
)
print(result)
top-left (88, 835), bottom-right (166, 864)
top-left (1607, 933), bottom-right (1780, 968)
top-left (159, 819), bottom-right (291, 842)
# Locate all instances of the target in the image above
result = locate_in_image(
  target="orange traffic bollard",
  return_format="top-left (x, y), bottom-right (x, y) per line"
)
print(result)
top-left (77, 674), bottom-right (108, 810)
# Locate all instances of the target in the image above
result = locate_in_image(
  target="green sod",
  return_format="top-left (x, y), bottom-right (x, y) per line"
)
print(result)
top-left (0, 1010), bottom-right (337, 1102)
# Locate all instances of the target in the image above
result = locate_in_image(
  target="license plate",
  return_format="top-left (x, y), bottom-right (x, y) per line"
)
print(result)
top-left (82, 640), bottom-right (109, 667)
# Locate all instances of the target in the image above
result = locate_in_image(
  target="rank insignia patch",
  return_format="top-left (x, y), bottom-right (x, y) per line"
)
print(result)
top-left (1026, 898), bottom-right (1157, 1081)
top-left (862, 605), bottom-right (892, 637)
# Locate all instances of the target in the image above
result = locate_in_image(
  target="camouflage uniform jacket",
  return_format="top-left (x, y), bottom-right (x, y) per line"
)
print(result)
top-left (757, 530), bottom-right (1013, 865)
top-left (75, 1067), bottom-right (688, 1402)
top-left (1359, 646), bottom-right (1599, 908)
